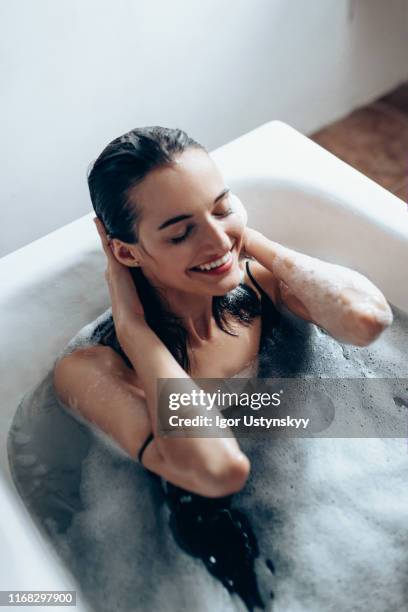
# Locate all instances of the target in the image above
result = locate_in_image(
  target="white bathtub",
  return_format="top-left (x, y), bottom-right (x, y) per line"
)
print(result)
top-left (1, 120), bottom-right (407, 609)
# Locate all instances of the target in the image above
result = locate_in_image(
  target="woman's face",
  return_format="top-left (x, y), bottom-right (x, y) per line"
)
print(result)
top-left (125, 148), bottom-right (248, 296)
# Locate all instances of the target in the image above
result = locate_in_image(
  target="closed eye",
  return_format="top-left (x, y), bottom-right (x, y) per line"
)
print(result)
top-left (169, 206), bottom-right (233, 244)
top-left (170, 224), bottom-right (194, 244)
top-left (216, 206), bottom-right (233, 217)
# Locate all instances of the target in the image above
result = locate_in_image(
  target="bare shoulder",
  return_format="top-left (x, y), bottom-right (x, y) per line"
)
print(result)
top-left (53, 345), bottom-right (140, 406)
top-left (242, 258), bottom-right (281, 307)
top-left (55, 344), bottom-right (130, 375)
top-left (53, 345), bottom-right (149, 460)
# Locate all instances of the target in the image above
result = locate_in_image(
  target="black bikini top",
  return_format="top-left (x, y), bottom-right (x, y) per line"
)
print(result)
top-left (138, 261), bottom-right (282, 464)
top-left (245, 259), bottom-right (265, 296)
top-left (95, 258), bottom-right (282, 373)
top-left (245, 258), bottom-right (281, 346)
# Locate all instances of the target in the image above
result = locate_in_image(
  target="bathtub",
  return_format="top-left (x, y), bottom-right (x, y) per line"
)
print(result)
top-left (1, 120), bottom-right (407, 609)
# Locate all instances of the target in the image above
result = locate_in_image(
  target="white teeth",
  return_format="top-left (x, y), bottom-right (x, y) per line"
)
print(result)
top-left (197, 251), bottom-right (231, 271)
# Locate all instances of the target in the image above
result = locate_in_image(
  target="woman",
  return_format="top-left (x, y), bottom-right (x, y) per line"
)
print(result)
top-left (53, 126), bottom-right (393, 498)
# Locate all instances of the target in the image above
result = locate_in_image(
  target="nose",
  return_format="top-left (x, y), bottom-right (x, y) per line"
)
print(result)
top-left (199, 217), bottom-right (232, 258)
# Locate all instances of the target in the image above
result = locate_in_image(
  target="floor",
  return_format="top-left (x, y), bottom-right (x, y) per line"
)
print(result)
top-left (310, 82), bottom-right (408, 205)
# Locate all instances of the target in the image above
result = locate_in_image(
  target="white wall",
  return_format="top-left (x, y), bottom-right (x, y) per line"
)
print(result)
top-left (2, 0), bottom-right (408, 258)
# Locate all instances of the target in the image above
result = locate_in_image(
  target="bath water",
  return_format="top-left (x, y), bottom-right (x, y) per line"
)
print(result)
top-left (7, 302), bottom-right (408, 612)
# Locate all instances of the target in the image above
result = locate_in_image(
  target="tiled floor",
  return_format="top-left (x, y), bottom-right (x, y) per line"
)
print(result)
top-left (310, 82), bottom-right (408, 205)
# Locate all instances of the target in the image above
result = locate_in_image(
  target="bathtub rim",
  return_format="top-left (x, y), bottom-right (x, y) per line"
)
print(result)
top-left (1, 119), bottom-right (407, 598)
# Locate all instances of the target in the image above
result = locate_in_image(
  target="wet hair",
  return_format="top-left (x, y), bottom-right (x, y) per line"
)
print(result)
top-left (87, 126), bottom-right (262, 373)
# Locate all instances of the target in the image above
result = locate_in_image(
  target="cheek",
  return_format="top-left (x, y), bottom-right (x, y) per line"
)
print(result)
top-left (159, 245), bottom-right (192, 274)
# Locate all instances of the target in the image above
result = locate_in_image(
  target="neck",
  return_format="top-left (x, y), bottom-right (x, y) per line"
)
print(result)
top-left (158, 286), bottom-right (216, 347)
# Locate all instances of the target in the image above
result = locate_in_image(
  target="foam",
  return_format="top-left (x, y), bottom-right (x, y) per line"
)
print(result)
top-left (7, 302), bottom-right (408, 611)
top-left (273, 248), bottom-right (394, 344)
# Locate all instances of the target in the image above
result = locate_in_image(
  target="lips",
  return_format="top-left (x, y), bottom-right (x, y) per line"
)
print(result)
top-left (191, 255), bottom-right (233, 275)
top-left (190, 242), bottom-right (235, 271)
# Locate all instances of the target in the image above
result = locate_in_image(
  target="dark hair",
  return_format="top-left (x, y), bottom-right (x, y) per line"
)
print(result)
top-left (87, 126), bottom-right (262, 373)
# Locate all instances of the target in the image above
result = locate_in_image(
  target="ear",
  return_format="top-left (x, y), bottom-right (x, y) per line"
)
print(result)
top-left (110, 239), bottom-right (142, 268)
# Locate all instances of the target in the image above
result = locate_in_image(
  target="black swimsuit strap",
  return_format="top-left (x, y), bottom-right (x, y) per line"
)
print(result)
top-left (245, 259), bottom-right (267, 298)
top-left (137, 432), bottom-right (154, 464)
top-left (139, 262), bottom-right (273, 464)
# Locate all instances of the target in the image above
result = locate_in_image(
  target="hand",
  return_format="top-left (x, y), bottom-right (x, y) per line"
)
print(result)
top-left (240, 226), bottom-right (265, 259)
top-left (230, 193), bottom-right (248, 227)
top-left (93, 217), bottom-right (146, 335)
top-left (238, 227), bottom-right (314, 320)
top-left (228, 194), bottom-right (269, 259)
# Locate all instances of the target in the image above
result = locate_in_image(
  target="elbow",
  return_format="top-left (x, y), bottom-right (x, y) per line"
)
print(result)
top-left (199, 452), bottom-right (251, 498)
top-left (351, 305), bottom-right (394, 347)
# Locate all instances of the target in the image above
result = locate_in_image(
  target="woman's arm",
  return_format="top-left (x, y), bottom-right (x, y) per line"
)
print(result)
top-left (244, 228), bottom-right (393, 346)
top-left (92, 216), bottom-right (249, 493)
top-left (118, 318), bottom-right (250, 481)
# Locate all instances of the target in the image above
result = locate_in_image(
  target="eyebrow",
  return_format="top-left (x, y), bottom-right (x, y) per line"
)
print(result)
top-left (157, 187), bottom-right (230, 231)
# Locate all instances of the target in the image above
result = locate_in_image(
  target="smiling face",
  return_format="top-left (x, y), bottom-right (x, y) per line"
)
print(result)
top-left (117, 147), bottom-right (248, 296)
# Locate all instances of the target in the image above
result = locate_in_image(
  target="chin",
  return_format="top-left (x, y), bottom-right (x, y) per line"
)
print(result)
top-left (214, 272), bottom-right (242, 295)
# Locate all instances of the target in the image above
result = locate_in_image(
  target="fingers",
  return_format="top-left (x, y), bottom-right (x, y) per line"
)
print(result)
top-left (93, 217), bottom-right (114, 259)
top-left (230, 194), bottom-right (248, 226)
top-left (93, 217), bottom-right (108, 243)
